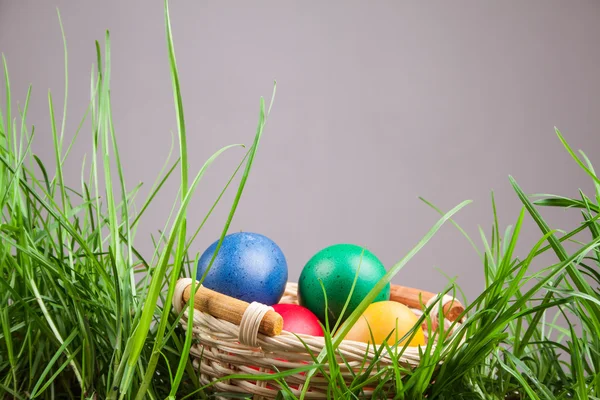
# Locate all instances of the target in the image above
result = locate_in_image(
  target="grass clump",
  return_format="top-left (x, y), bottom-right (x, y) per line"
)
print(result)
top-left (1, 1), bottom-right (600, 399)
top-left (0, 1), bottom-right (268, 398)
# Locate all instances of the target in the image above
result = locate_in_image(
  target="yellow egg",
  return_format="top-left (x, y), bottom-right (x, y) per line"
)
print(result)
top-left (342, 301), bottom-right (425, 347)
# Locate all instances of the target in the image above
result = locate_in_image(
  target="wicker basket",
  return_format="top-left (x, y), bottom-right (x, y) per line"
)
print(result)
top-left (173, 278), bottom-right (465, 399)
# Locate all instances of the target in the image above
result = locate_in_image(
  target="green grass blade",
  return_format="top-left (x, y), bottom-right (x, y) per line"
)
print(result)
top-left (555, 127), bottom-right (600, 186)
top-left (29, 330), bottom-right (79, 398)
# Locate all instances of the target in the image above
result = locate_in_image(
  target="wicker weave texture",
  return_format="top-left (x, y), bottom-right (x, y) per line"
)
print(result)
top-left (173, 279), bottom-right (463, 400)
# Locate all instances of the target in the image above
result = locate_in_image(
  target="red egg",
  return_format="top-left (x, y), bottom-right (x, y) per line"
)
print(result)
top-left (272, 304), bottom-right (324, 336)
top-left (247, 304), bottom-right (322, 383)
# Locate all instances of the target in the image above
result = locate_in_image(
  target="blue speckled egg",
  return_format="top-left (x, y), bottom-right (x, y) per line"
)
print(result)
top-left (196, 232), bottom-right (288, 305)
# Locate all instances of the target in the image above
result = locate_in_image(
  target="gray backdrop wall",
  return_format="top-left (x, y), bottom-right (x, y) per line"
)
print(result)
top-left (1, 1), bottom-right (599, 301)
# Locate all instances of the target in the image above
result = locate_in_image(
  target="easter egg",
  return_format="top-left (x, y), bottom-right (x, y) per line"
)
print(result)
top-left (342, 301), bottom-right (425, 347)
top-left (271, 304), bottom-right (324, 336)
top-left (196, 232), bottom-right (288, 305)
top-left (297, 244), bottom-right (390, 326)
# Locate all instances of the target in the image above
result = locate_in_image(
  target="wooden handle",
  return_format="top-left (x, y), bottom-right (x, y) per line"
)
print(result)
top-left (182, 284), bottom-right (283, 337)
top-left (389, 284), bottom-right (464, 322)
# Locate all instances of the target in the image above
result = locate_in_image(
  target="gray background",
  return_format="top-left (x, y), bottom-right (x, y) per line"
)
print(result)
top-left (1, 1), bottom-right (599, 302)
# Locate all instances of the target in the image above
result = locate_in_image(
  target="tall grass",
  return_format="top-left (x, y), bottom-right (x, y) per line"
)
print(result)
top-left (0, 1), bottom-right (270, 398)
top-left (1, 1), bottom-right (599, 399)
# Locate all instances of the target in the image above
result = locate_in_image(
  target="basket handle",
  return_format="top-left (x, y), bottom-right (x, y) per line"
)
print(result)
top-left (175, 279), bottom-right (465, 338)
top-left (179, 281), bottom-right (284, 337)
top-left (390, 284), bottom-right (464, 322)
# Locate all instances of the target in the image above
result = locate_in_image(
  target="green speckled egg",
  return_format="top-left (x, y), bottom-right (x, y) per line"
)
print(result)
top-left (297, 244), bottom-right (390, 326)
